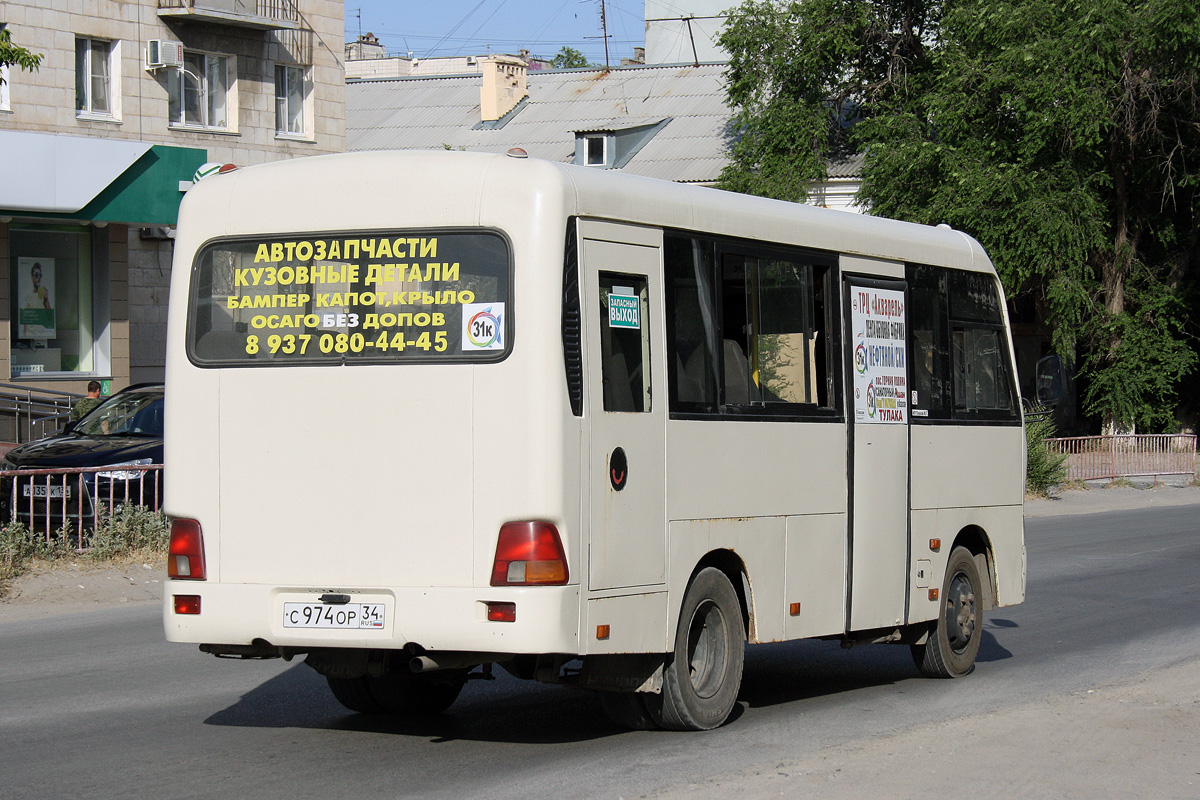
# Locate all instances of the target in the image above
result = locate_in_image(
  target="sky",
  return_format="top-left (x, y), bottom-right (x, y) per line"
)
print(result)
top-left (344, 0), bottom-right (648, 66)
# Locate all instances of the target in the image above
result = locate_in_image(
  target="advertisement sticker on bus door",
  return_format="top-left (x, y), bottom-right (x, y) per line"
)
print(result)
top-left (851, 286), bottom-right (907, 424)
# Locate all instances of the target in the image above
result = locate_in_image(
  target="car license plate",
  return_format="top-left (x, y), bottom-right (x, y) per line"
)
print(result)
top-left (22, 484), bottom-right (71, 499)
top-left (283, 602), bottom-right (385, 629)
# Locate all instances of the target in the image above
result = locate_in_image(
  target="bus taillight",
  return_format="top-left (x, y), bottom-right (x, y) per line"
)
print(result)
top-left (490, 522), bottom-right (568, 586)
top-left (168, 518), bottom-right (207, 580)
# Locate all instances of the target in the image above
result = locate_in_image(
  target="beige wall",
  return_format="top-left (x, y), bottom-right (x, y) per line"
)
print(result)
top-left (1, 0), bottom-right (346, 394)
top-left (1, 0), bottom-right (345, 164)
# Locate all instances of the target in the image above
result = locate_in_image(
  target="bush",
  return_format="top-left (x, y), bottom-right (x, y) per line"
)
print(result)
top-left (85, 505), bottom-right (169, 559)
top-left (1026, 411), bottom-right (1068, 496)
top-left (0, 506), bottom-right (168, 591)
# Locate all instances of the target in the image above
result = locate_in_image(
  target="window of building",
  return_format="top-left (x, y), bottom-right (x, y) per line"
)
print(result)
top-left (584, 134), bottom-right (608, 167)
top-left (169, 51), bottom-right (230, 130)
top-left (9, 226), bottom-right (107, 378)
top-left (75, 37), bottom-right (114, 118)
top-left (664, 231), bottom-right (836, 418)
top-left (274, 64), bottom-right (306, 136)
top-left (0, 24), bottom-right (6, 112)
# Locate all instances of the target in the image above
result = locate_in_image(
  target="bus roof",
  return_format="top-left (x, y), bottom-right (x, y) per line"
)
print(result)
top-left (179, 149), bottom-right (993, 275)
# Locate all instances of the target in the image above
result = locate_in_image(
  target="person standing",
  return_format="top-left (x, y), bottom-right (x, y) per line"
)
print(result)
top-left (70, 381), bottom-right (104, 422)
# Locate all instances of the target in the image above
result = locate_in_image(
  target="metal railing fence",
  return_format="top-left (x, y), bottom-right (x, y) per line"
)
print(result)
top-left (1043, 434), bottom-right (1198, 482)
top-left (156, 0), bottom-right (299, 22)
top-left (0, 382), bottom-right (80, 444)
top-left (1, 465), bottom-right (164, 549)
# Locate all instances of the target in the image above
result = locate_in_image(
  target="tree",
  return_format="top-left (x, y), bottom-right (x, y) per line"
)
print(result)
top-left (0, 28), bottom-right (43, 81)
top-left (551, 46), bottom-right (592, 69)
top-left (719, 0), bottom-right (1199, 432)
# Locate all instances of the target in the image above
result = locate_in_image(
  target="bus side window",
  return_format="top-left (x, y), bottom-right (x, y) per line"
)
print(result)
top-left (599, 273), bottom-right (651, 412)
top-left (907, 264), bottom-right (952, 419)
top-left (666, 231), bottom-right (834, 416)
top-left (948, 271), bottom-right (1014, 415)
top-left (907, 263), bottom-right (1016, 420)
top-left (665, 235), bottom-right (719, 410)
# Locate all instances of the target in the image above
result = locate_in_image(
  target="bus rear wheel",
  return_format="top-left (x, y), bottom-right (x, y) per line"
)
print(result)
top-left (327, 670), bottom-right (467, 715)
top-left (647, 567), bottom-right (745, 731)
top-left (912, 546), bottom-right (982, 678)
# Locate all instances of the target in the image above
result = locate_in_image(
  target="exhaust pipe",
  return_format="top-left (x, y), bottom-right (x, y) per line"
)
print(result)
top-left (409, 651), bottom-right (509, 673)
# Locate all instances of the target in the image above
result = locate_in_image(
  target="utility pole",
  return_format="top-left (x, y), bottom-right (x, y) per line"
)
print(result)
top-left (583, 0), bottom-right (613, 71)
top-left (600, 0), bottom-right (610, 69)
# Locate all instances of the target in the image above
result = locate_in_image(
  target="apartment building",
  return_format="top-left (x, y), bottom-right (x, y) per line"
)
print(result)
top-left (0, 0), bottom-right (344, 400)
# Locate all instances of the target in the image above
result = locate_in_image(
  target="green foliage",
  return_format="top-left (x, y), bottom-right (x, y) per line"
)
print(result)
top-left (1079, 278), bottom-right (1197, 431)
top-left (551, 46), bottom-right (592, 69)
top-left (1024, 411), bottom-right (1068, 496)
top-left (0, 28), bottom-right (43, 81)
top-left (0, 507), bottom-right (168, 588)
top-left (85, 505), bottom-right (170, 559)
top-left (719, 0), bottom-right (1200, 431)
top-left (718, 0), bottom-right (940, 200)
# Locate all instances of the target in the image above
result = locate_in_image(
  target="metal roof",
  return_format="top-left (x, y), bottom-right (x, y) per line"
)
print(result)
top-left (346, 63), bottom-right (734, 184)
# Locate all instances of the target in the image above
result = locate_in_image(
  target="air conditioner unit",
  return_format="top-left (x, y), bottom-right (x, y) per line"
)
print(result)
top-left (146, 40), bottom-right (184, 70)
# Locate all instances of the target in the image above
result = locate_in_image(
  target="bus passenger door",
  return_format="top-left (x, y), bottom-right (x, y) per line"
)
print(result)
top-left (580, 223), bottom-right (667, 591)
top-left (845, 276), bottom-right (910, 631)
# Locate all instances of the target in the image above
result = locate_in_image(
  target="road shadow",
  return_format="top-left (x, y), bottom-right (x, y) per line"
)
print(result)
top-left (204, 623), bottom-right (1018, 739)
top-left (204, 661), bottom-right (624, 744)
top-left (738, 624), bottom-right (1017, 709)
top-left (978, 618), bottom-right (1017, 663)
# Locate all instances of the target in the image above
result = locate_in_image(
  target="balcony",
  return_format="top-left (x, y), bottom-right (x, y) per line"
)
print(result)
top-left (157, 0), bottom-right (300, 31)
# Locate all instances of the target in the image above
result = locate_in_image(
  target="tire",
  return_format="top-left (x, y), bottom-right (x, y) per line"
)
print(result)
top-left (912, 546), bottom-right (983, 678)
top-left (326, 671), bottom-right (467, 715)
top-left (371, 670), bottom-right (467, 715)
top-left (647, 567), bottom-right (745, 731)
top-left (597, 690), bottom-right (659, 730)
top-left (326, 675), bottom-right (386, 714)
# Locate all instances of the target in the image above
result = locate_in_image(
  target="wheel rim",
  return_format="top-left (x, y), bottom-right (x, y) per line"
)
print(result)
top-left (944, 570), bottom-right (977, 654)
top-left (685, 599), bottom-right (729, 699)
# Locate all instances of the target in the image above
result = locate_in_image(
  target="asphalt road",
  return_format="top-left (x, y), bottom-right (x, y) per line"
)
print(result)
top-left (1, 504), bottom-right (1198, 799)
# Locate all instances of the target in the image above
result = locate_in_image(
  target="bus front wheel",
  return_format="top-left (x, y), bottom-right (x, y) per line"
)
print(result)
top-left (648, 567), bottom-right (745, 730)
top-left (912, 546), bottom-right (982, 678)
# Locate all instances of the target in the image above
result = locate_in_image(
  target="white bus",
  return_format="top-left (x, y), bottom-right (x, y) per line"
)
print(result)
top-left (164, 150), bottom-right (1025, 730)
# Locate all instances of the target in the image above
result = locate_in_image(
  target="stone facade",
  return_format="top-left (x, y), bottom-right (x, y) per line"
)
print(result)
top-left (0, 0), bottom-right (345, 394)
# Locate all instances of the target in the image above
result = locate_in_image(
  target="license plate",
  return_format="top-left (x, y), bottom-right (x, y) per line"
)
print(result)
top-left (22, 484), bottom-right (71, 499)
top-left (283, 602), bottom-right (385, 629)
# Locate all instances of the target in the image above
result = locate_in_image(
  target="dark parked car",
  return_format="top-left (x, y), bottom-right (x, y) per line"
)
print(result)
top-left (1, 384), bottom-right (164, 529)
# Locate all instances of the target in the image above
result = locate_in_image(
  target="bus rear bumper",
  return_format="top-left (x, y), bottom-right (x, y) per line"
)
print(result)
top-left (163, 581), bottom-right (581, 656)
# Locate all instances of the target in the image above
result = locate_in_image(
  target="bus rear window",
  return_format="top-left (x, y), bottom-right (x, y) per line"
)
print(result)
top-left (187, 230), bottom-right (510, 366)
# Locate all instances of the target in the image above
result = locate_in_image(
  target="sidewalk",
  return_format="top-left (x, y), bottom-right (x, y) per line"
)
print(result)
top-left (1023, 480), bottom-right (1200, 517)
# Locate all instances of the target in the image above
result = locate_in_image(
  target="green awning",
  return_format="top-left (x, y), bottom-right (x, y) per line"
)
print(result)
top-left (78, 145), bottom-right (209, 226)
top-left (6, 144), bottom-right (208, 226)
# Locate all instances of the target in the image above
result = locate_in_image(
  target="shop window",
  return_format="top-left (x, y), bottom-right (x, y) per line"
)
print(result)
top-left (169, 51), bottom-right (231, 130)
top-left (9, 227), bottom-right (106, 378)
top-left (274, 64), bottom-right (306, 136)
top-left (75, 37), bottom-right (115, 118)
